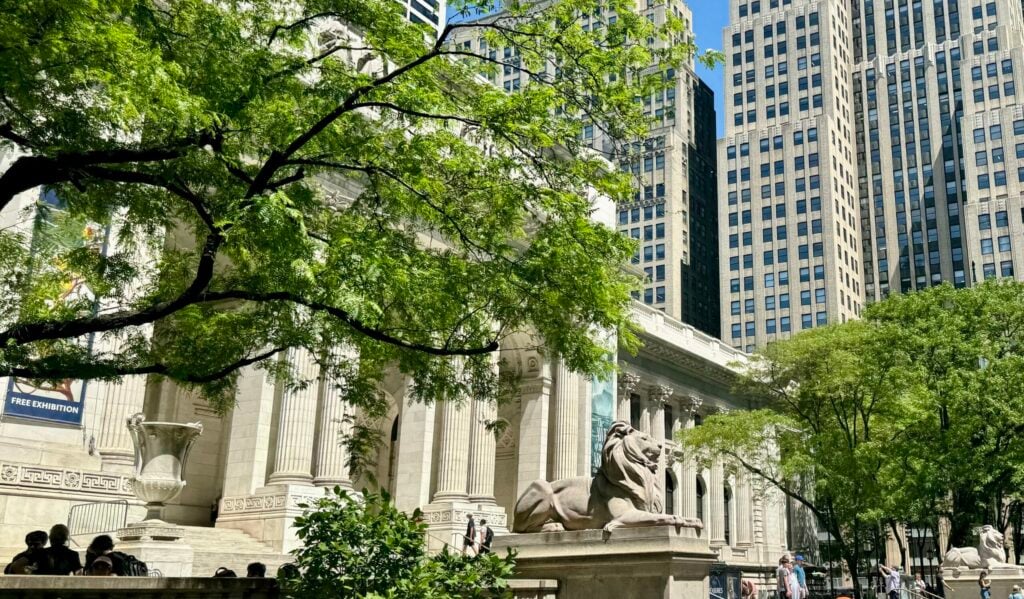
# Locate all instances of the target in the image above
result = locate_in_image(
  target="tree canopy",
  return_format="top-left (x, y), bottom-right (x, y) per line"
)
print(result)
top-left (281, 489), bottom-right (516, 598)
top-left (681, 280), bottom-right (1024, 595)
top-left (0, 0), bottom-right (716, 412)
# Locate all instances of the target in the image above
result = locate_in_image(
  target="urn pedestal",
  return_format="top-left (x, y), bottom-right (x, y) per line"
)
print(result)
top-left (116, 413), bottom-right (203, 576)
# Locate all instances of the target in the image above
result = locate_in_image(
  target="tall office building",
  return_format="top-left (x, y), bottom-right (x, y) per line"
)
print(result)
top-left (451, 1), bottom-right (720, 336)
top-left (853, 0), bottom-right (1024, 299)
top-left (957, 1), bottom-right (1024, 282)
top-left (722, 0), bottom-right (1024, 351)
top-left (719, 0), bottom-right (861, 351)
top-left (683, 80), bottom-right (721, 337)
top-left (401, 0), bottom-right (446, 35)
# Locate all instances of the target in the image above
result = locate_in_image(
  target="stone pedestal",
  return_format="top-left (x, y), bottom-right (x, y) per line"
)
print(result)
top-left (943, 566), bottom-right (1024, 599)
top-left (492, 526), bottom-right (716, 599)
top-left (422, 502), bottom-right (509, 553)
top-left (216, 483), bottom-right (324, 553)
top-left (115, 521), bottom-right (194, 577)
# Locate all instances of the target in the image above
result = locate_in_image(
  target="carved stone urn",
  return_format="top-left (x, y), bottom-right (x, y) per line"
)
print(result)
top-left (126, 412), bottom-right (203, 521)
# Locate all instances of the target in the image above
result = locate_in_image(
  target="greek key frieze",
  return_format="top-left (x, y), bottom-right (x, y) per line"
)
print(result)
top-left (0, 463), bottom-right (132, 497)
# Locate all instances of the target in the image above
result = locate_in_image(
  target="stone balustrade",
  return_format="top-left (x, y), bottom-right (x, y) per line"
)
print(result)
top-left (0, 576), bottom-right (279, 598)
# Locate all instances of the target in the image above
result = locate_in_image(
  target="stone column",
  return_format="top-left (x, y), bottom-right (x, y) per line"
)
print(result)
top-left (680, 396), bottom-right (702, 520)
top-left (312, 358), bottom-right (352, 490)
top-left (433, 395), bottom-right (472, 503)
top-left (551, 358), bottom-right (580, 481)
top-left (735, 470), bottom-right (753, 547)
top-left (709, 460), bottom-right (726, 546)
top-left (222, 364), bottom-right (277, 497)
top-left (638, 396), bottom-right (652, 434)
top-left (649, 385), bottom-right (672, 441)
top-left (95, 376), bottom-right (147, 469)
top-left (92, 332), bottom-right (147, 469)
top-left (616, 372), bottom-right (639, 423)
top-left (516, 376), bottom-right (551, 501)
top-left (268, 348), bottom-right (320, 486)
top-left (467, 398), bottom-right (498, 504)
top-left (393, 379), bottom-right (436, 513)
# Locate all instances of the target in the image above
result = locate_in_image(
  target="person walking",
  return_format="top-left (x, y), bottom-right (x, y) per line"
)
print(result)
top-left (477, 519), bottom-right (494, 555)
top-left (1008, 584), bottom-right (1024, 599)
top-left (878, 563), bottom-right (902, 599)
top-left (463, 514), bottom-right (477, 556)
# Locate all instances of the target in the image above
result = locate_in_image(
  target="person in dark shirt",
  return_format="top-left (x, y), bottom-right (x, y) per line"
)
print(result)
top-left (5, 530), bottom-right (49, 574)
top-left (84, 535), bottom-right (125, 577)
top-left (42, 524), bottom-right (82, 575)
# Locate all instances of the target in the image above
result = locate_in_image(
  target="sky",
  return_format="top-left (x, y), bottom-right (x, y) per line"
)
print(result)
top-left (690, 2), bottom-right (728, 136)
top-left (445, 2), bottom-right (729, 136)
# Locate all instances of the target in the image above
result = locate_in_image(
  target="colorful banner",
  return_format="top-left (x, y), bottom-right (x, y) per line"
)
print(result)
top-left (2, 188), bottom-right (104, 427)
top-left (4, 378), bottom-right (88, 425)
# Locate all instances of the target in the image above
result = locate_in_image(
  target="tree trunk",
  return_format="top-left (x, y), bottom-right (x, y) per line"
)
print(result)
top-left (845, 554), bottom-right (862, 599)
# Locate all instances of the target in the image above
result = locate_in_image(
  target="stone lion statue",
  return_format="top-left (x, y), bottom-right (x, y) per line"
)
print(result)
top-left (512, 421), bottom-right (703, 534)
top-left (941, 525), bottom-right (1007, 569)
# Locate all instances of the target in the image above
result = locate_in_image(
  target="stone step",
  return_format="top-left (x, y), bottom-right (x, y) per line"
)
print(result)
top-left (192, 552), bottom-right (291, 578)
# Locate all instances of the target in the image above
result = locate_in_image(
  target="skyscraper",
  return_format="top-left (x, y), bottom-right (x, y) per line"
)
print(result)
top-left (719, 0), bottom-right (861, 351)
top-left (452, 1), bottom-right (720, 334)
top-left (852, 0), bottom-right (1024, 298)
top-left (401, 0), bottom-right (446, 36)
top-left (721, 0), bottom-right (1024, 351)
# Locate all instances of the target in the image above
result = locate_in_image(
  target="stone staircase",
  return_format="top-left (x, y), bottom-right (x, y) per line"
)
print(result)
top-left (178, 526), bottom-right (291, 577)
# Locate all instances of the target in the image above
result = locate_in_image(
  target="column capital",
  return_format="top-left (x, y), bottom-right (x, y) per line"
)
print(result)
top-left (648, 384), bottom-right (674, 405)
top-left (617, 372), bottom-right (640, 396)
top-left (685, 395), bottom-right (703, 414)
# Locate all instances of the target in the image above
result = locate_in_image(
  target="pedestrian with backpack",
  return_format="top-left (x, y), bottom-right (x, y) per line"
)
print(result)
top-left (84, 535), bottom-right (148, 577)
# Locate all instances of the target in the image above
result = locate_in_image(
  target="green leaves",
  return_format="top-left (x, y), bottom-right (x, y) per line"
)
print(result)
top-left (282, 489), bottom-right (515, 598)
top-left (682, 281), bottom-right (1024, 576)
top-left (0, 0), bottom-right (703, 424)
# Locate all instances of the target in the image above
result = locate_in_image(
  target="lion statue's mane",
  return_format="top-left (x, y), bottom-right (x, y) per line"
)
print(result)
top-left (941, 525), bottom-right (1007, 569)
top-left (512, 421), bottom-right (701, 534)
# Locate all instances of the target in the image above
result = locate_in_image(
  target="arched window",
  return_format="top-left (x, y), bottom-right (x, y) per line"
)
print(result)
top-left (724, 485), bottom-right (733, 545)
top-left (665, 470), bottom-right (676, 515)
top-left (696, 476), bottom-right (706, 524)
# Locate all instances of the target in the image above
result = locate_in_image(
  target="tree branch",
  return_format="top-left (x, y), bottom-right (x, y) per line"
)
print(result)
top-left (7, 344), bottom-right (287, 384)
top-left (200, 289), bottom-right (500, 356)
top-left (0, 232), bottom-right (222, 346)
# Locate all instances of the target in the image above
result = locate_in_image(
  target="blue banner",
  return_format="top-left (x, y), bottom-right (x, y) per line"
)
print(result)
top-left (4, 378), bottom-right (87, 426)
top-left (590, 373), bottom-right (615, 475)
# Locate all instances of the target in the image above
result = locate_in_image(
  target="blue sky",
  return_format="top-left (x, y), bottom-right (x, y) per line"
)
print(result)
top-left (445, 2), bottom-right (728, 136)
top-left (691, 3), bottom-right (728, 136)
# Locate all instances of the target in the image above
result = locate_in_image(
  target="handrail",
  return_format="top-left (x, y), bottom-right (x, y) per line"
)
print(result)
top-left (905, 587), bottom-right (943, 599)
top-left (67, 499), bottom-right (129, 546)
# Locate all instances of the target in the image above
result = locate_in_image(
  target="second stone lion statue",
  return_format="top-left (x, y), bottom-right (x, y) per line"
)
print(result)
top-left (942, 524), bottom-right (1008, 569)
top-left (512, 421), bottom-right (703, 534)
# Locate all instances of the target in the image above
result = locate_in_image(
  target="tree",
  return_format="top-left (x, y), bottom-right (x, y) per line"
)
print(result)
top-left (0, 0), bottom-right (717, 412)
top-left (680, 321), bottom-right (923, 598)
top-left (867, 281), bottom-right (1024, 549)
top-left (281, 489), bottom-right (516, 598)
top-left (682, 281), bottom-right (1024, 595)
